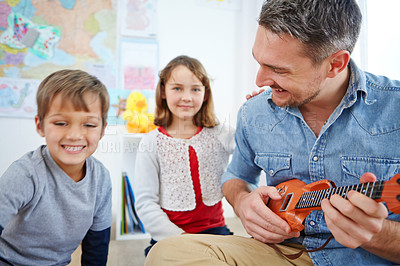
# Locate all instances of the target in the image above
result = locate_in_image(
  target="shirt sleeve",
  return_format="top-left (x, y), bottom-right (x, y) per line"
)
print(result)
top-left (90, 164), bottom-right (112, 232)
top-left (221, 105), bottom-right (262, 187)
top-left (81, 227), bottom-right (110, 266)
top-left (0, 160), bottom-right (36, 229)
top-left (133, 131), bottom-right (185, 241)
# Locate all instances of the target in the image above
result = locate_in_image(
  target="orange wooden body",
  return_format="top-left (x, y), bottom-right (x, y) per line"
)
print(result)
top-left (267, 174), bottom-right (400, 232)
top-left (376, 173), bottom-right (400, 214)
top-left (267, 179), bottom-right (334, 232)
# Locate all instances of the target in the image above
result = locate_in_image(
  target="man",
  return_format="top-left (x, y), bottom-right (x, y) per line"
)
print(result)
top-left (145, 0), bottom-right (400, 265)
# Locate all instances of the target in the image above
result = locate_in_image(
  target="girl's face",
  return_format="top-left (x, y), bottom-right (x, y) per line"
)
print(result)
top-left (163, 65), bottom-right (206, 125)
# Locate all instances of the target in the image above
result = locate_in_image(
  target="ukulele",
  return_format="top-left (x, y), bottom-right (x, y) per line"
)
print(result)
top-left (267, 174), bottom-right (400, 232)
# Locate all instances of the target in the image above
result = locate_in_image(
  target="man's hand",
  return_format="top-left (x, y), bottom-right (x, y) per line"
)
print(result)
top-left (231, 183), bottom-right (300, 243)
top-left (321, 173), bottom-right (388, 249)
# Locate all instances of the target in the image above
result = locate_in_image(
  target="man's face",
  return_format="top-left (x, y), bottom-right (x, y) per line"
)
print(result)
top-left (252, 26), bottom-right (329, 108)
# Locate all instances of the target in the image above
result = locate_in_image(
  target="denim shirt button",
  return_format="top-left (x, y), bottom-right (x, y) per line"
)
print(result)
top-left (268, 169), bottom-right (274, 175)
top-left (309, 221), bottom-right (316, 226)
top-left (312, 156), bottom-right (318, 162)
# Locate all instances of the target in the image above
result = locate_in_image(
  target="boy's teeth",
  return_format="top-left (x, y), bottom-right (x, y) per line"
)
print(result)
top-left (64, 146), bottom-right (84, 151)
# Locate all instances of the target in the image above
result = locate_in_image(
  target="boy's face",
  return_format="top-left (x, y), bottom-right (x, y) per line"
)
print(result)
top-left (35, 93), bottom-right (105, 181)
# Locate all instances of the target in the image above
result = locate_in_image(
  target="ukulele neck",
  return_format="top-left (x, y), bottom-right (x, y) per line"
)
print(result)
top-left (295, 180), bottom-right (385, 209)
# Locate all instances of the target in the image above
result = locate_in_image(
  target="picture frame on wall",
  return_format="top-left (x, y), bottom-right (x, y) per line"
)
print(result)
top-left (118, 0), bottom-right (158, 38)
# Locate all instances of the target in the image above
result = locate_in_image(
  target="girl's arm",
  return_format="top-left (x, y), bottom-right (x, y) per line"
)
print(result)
top-left (134, 132), bottom-right (185, 241)
top-left (81, 227), bottom-right (110, 266)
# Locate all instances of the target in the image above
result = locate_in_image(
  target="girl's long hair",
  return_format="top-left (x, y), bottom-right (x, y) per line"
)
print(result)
top-left (154, 55), bottom-right (218, 128)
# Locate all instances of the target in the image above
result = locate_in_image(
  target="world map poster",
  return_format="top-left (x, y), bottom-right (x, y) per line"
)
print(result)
top-left (0, 0), bottom-right (159, 123)
top-left (0, 0), bottom-right (117, 99)
top-left (0, 77), bottom-right (39, 118)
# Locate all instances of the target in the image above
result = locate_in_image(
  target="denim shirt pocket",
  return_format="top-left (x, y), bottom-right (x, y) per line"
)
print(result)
top-left (341, 156), bottom-right (400, 183)
top-left (255, 153), bottom-right (292, 182)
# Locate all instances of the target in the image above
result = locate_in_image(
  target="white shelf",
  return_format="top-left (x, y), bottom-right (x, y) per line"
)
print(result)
top-left (115, 133), bottom-right (151, 241)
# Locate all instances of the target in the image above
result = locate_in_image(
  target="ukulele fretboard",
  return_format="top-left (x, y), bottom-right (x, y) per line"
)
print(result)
top-left (295, 180), bottom-right (385, 209)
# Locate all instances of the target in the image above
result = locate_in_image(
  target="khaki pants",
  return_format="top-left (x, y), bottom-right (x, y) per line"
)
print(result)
top-left (145, 234), bottom-right (313, 266)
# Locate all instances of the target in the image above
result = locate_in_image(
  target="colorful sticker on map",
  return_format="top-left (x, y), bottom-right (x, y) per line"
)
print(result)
top-left (0, 77), bottom-right (41, 118)
top-left (0, 12), bottom-right (61, 59)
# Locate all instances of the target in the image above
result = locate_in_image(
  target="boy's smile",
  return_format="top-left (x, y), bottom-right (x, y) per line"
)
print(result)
top-left (35, 93), bottom-right (105, 181)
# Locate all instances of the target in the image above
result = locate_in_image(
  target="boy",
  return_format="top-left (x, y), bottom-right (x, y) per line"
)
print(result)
top-left (0, 69), bottom-right (112, 265)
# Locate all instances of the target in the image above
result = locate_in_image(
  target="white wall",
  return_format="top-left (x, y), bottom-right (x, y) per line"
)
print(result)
top-left (364, 0), bottom-right (400, 80)
top-left (0, 1), bottom-right (262, 224)
top-left (1, 0), bottom-right (399, 227)
top-left (0, 1), bottom-right (261, 172)
top-left (156, 0), bottom-right (260, 126)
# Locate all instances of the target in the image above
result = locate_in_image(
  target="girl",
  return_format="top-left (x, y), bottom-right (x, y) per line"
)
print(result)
top-left (134, 55), bottom-right (235, 256)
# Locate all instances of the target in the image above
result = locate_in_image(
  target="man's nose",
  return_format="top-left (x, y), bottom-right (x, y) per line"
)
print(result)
top-left (256, 67), bottom-right (274, 88)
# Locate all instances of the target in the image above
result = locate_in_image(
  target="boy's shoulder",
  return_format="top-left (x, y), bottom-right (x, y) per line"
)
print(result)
top-left (0, 146), bottom-right (48, 198)
top-left (5, 146), bottom-right (46, 175)
top-left (85, 155), bottom-right (111, 188)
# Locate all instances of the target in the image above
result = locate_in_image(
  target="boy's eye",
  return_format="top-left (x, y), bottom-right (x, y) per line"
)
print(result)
top-left (84, 124), bottom-right (97, 128)
top-left (54, 122), bottom-right (67, 126)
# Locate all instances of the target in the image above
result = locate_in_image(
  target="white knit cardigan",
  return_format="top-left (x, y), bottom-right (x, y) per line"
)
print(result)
top-left (133, 125), bottom-right (235, 240)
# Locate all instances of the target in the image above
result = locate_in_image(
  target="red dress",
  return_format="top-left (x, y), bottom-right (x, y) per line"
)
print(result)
top-left (158, 126), bottom-right (226, 233)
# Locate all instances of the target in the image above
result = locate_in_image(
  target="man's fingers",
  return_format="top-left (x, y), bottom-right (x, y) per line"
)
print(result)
top-left (359, 172), bottom-right (377, 183)
top-left (346, 191), bottom-right (388, 218)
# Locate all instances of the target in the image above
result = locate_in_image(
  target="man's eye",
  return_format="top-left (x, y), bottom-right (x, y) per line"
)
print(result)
top-left (273, 69), bottom-right (286, 75)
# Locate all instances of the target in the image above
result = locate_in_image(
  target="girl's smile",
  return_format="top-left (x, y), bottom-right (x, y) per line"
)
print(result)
top-left (163, 65), bottom-right (206, 127)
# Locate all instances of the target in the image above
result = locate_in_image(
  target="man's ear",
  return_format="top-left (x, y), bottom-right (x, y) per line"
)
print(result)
top-left (326, 50), bottom-right (351, 78)
top-left (35, 116), bottom-right (45, 137)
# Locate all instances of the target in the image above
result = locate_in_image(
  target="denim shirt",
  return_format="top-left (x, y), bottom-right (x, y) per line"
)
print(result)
top-left (222, 59), bottom-right (400, 265)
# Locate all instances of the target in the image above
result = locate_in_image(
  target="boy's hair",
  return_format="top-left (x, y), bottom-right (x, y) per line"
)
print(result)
top-left (259, 0), bottom-right (362, 64)
top-left (36, 69), bottom-right (110, 127)
top-left (154, 55), bottom-right (218, 128)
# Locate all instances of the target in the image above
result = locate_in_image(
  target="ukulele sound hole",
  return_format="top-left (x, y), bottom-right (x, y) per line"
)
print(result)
top-left (280, 193), bottom-right (293, 212)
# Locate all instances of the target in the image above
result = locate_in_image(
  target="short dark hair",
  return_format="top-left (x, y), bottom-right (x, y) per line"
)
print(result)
top-left (36, 69), bottom-right (110, 127)
top-left (259, 0), bottom-right (362, 64)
